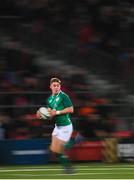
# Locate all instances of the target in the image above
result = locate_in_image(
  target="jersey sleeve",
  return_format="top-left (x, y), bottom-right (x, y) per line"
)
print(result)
top-left (62, 93), bottom-right (73, 108)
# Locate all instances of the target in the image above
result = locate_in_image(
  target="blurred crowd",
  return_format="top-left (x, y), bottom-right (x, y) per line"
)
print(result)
top-left (0, 45), bottom-right (118, 140)
top-left (0, 0), bottom-right (134, 140)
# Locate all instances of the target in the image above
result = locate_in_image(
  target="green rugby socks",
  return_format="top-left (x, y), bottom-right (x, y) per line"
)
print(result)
top-left (56, 153), bottom-right (71, 168)
top-left (64, 138), bottom-right (75, 149)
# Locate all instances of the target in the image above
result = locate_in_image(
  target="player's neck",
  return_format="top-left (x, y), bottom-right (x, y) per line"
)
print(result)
top-left (52, 90), bottom-right (61, 96)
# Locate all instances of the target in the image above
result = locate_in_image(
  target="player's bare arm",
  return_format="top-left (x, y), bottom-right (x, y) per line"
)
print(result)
top-left (49, 106), bottom-right (74, 117)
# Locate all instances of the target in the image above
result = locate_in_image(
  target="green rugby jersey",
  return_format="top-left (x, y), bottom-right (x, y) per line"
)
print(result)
top-left (47, 91), bottom-right (73, 126)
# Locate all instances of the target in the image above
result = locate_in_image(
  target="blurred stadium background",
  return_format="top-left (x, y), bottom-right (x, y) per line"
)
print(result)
top-left (0, 0), bottom-right (134, 176)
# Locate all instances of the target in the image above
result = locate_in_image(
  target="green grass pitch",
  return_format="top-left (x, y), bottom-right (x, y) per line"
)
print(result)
top-left (0, 162), bottom-right (134, 179)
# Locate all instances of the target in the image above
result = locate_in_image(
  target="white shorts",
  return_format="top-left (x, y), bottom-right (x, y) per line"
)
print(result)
top-left (52, 124), bottom-right (73, 142)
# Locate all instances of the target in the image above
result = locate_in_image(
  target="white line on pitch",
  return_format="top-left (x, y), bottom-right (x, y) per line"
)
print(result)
top-left (6, 171), bottom-right (134, 177)
top-left (1, 164), bottom-right (134, 170)
top-left (0, 167), bottom-right (134, 172)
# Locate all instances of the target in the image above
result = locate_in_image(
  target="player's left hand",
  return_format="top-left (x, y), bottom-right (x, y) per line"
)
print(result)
top-left (36, 110), bottom-right (42, 119)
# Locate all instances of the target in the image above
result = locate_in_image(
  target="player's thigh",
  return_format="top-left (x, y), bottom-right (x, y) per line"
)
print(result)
top-left (50, 135), bottom-right (65, 153)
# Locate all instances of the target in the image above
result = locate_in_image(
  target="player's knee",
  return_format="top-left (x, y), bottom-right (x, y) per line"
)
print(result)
top-left (49, 144), bottom-right (54, 152)
top-left (50, 144), bottom-right (58, 153)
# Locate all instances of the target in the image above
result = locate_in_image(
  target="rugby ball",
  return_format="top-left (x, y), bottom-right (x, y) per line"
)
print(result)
top-left (38, 107), bottom-right (50, 119)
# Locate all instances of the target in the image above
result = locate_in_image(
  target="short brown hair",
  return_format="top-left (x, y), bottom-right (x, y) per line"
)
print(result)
top-left (50, 77), bottom-right (61, 84)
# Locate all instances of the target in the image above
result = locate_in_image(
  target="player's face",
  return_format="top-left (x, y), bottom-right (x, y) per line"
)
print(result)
top-left (50, 82), bottom-right (61, 95)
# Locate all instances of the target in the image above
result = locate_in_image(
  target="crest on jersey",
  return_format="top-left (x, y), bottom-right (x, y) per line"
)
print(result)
top-left (56, 97), bottom-right (59, 101)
